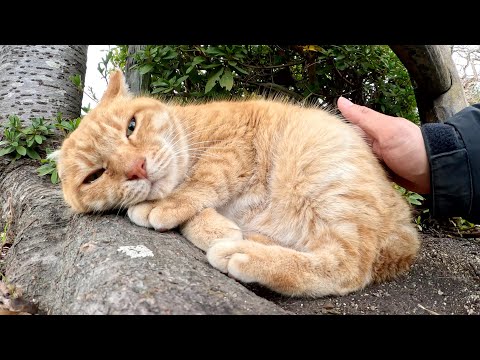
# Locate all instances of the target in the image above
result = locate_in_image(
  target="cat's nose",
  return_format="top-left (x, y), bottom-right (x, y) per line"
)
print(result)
top-left (126, 158), bottom-right (148, 180)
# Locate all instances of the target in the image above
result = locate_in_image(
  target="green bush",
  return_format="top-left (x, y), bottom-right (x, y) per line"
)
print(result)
top-left (112, 45), bottom-right (419, 123)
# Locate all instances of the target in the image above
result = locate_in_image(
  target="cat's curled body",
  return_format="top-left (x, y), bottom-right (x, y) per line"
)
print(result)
top-left (55, 70), bottom-right (419, 297)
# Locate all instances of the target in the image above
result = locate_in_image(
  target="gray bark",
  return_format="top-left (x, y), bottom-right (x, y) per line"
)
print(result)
top-left (0, 158), bottom-right (288, 314)
top-left (125, 45), bottom-right (150, 95)
top-left (0, 45), bottom-right (88, 126)
top-left (390, 45), bottom-right (469, 123)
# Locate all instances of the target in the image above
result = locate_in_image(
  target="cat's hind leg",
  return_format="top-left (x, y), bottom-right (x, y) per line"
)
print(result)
top-left (180, 208), bottom-right (243, 252)
top-left (207, 235), bottom-right (375, 297)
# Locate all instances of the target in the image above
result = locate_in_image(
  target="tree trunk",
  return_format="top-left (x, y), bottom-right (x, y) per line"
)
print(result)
top-left (0, 158), bottom-right (288, 314)
top-left (0, 45), bottom-right (88, 126)
top-left (125, 45), bottom-right (150, 95)
top-left (390, 45), bottom-right (469, 123)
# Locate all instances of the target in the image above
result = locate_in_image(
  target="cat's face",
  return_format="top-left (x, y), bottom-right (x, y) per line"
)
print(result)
top-left (55, 70), bottom-right (188, 213)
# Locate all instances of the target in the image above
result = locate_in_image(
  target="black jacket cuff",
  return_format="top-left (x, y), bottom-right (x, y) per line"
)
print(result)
top-left (421, 123), bottom-right (472, 218)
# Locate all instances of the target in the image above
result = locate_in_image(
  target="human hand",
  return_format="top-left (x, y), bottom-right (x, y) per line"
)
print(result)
top-left (337, 96), bottom-right (431, 194)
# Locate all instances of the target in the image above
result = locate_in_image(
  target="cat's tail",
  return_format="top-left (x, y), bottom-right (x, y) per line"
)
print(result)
top-left (371, 223), bottom-right (420, 283)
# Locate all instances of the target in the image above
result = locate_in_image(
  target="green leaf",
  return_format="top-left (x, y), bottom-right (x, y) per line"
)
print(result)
top-left (151, 80), bottom-right (169, 87)
top-left (186, 56), bottom-right (205, 74)
top-left (0, 146), bottom-right (16, 156)
top-left (409, 193), bottom-right (425, 201)
top-left (51, 170), bottom-right (59, 184)
top-left (205, 47), bottom-right (226, 56)
top-left (175, 75), bottom-right (189, 86)
top-left (26, 148), bottom-right (41, 160)
top-left (163, 51), bottom-right (178, 60)
top-left (192, 56), bottom-right (205, 66)
top-left (409, 199), bottom-right (422, 206)
top-left (219, 68), bottom-right (233, 90)
top-left (37, 164), bottom-right (55, 176)
top-left (205, 68), bottom-right (224, 94)
top-left (202, 63), bottom-right (222, 69)
top-left (139, 64), bottom-right (154, 75)
top-left (232, 64), bottom-right (249, 75)
top-left (16, 146), bottom-right (27, 156)
top-left (35, 134), bottom-right (43, 144)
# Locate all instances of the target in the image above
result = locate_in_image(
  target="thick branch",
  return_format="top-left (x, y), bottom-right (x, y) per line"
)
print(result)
top-left (125, 45), bottom-right (151, 95)
top-left (0, 158), bottom-right (288, 315)
top-left (390, 45), bottom-right (468, 123)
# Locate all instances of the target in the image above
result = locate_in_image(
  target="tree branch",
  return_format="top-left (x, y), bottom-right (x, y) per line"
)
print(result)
top-left (244, 81), bottom-right (304, 101)
top-left (0, 158), bottom-right (288, 315)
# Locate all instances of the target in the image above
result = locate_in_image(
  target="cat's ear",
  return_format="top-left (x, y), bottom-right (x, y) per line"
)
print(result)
top-left (99, 69), bottom-right (130, 104)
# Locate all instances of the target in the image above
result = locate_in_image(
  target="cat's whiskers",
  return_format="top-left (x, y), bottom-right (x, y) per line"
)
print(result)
top-left (115, 196), bottom-right (130, 218)
top-left (173, 145), bottom-right (230, 156)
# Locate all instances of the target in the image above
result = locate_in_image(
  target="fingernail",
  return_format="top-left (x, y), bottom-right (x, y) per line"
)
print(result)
top-left (338, 96), bottom-right (353, 107)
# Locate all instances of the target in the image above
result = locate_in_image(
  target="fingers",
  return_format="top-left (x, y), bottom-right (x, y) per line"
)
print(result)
top-left (337, 96), bottom-right (393, 139)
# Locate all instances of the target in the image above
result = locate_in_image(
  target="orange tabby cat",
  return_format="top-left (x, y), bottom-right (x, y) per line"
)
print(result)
top-left (54, 70), bottom-right (419, 297)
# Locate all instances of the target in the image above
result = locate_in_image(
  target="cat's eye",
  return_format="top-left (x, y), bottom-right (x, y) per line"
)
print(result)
top-left (126, 117), bottom-right (136, 138)
top-left (83, 168), bottom-right (105, 184)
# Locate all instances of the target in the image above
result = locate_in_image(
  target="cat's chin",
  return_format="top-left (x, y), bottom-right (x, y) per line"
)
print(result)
top-left (145, 180), bottom-right (171, 201)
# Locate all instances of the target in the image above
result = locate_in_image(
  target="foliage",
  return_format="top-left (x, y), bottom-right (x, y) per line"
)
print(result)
top-left (37, 114), bottom-right (81, 184)
top-left (53, 113), bottom-right (81, 136)
top-left (112, 45), bottom-right (419, 123)
top-left (393, 183), bottom-right (429, 231)
top-left (37, 148), bottom-right (59, 184)
top-left (0, 113), bottom-right (81, 184)
top-left (393, 184), bottom-right (426, 206)
top-left (449, 217), bottom-right (476, 232)
top-left (0, 115), bottom-right (55, 161)
top-left (0, 223), bottom-right (7, 246)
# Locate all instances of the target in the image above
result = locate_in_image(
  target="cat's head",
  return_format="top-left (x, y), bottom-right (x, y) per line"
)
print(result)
top-left (54, 70), bottom-right (188, 213)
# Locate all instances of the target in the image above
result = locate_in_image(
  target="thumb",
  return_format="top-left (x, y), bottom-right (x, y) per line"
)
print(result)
top-left (337, 97), bottom-right (390, 139)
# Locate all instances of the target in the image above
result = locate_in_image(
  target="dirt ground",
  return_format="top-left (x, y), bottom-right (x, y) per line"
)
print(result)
top-left (250, 233), bottom-right (480, 315)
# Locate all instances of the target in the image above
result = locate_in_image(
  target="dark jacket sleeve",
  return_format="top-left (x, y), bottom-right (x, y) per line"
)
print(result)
top-left (421, 104), bottom-right (480, 222)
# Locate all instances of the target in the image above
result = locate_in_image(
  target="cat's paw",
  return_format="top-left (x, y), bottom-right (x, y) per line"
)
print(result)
top-left (147, 205), bottom-right (183, 231)
top-left (128, 202), bottom-right (155, 228)
top-left (206, 241), bottom-right (256, 283)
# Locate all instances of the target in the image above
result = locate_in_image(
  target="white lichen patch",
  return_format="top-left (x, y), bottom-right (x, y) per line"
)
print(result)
top-left (45, 60), bottom-right (61, 68)
top-left (117, 245), bottom-right (154, 258)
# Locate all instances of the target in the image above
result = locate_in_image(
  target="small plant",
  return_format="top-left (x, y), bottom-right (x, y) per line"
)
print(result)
top-left (37, 148), bottom-right (59, 184)
top-left (414, 209), bottom-right (430, 231)
top-left (393, 183), bottom-right (425, 206)
top-left (53, 113), bottom-right (81, 136)
top-left (450, 217), bottom-right (476, 232)
top-left (0, 223), bottom-right (7, 246)
top-left (70, 73), bottom-right (98, 111)
top-left (0, 112), bottom-right (81, 184)
top-left (0, 115), bottom-right (54, 161)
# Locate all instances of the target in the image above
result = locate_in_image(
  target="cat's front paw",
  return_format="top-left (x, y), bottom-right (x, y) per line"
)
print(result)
top-left (146, 205), bottom-right (183, 231)
top-left (128, 199), bottom-right (196, 232)
top-left (128, 202), bottom-right (155, 228)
